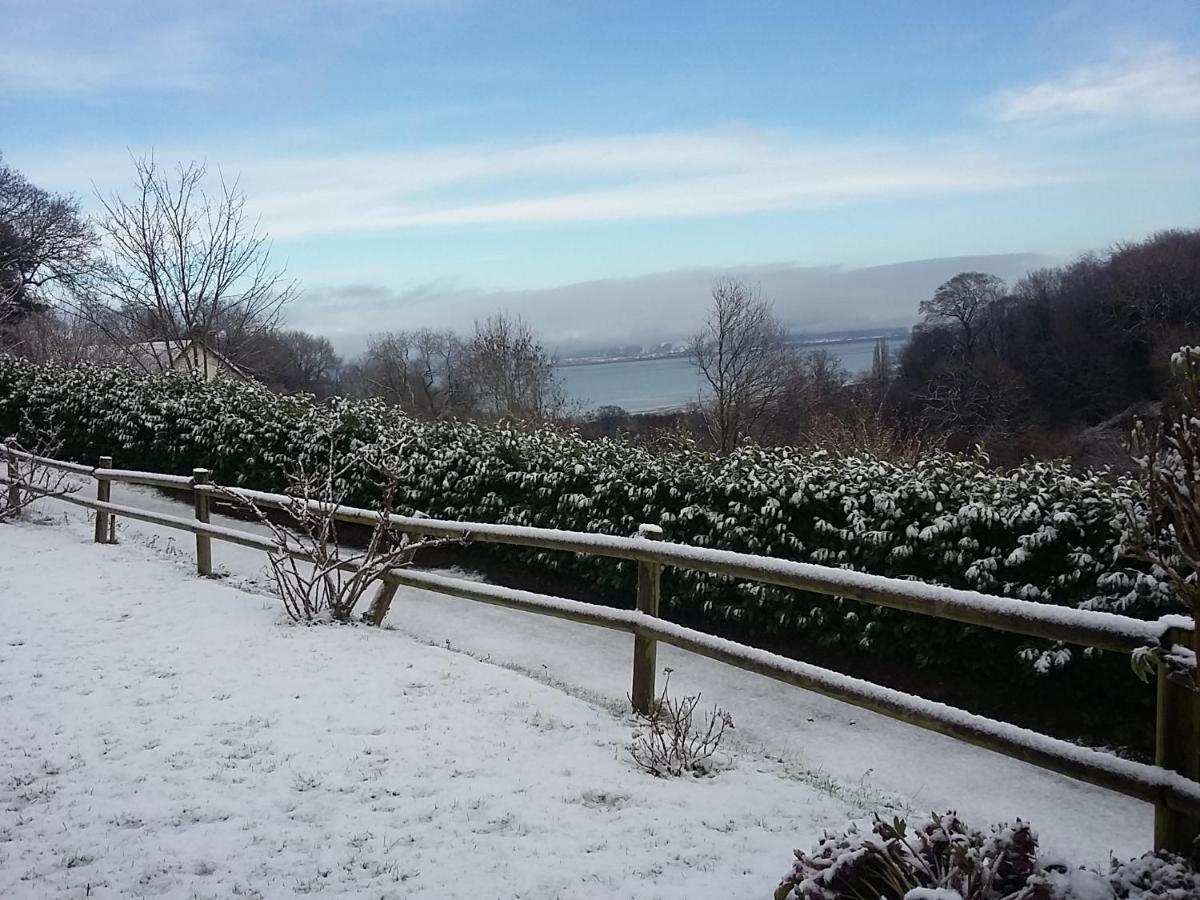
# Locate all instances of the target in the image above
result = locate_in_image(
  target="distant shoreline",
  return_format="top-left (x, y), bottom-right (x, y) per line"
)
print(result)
top-left (557, 328), bottom-right (910, 368)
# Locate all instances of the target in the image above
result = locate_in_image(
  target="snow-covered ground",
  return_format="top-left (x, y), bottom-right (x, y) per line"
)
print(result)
top-left (2, 521), bottom-right (852, 898)
top-left (1, 483), bottom-right (1159, 896)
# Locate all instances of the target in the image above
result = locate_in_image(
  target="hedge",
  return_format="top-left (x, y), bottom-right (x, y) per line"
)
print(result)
top-left (0, 356), bottom-right (1179, 682)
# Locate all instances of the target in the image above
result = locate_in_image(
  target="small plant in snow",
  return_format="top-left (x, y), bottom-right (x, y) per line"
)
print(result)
top-left (774, 811), bottom-right (1200, 900)
top-left (629, 668), bottom-right (733, 777)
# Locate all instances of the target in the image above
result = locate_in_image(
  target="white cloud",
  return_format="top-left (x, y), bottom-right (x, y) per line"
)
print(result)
top-left (16, 128), bottom-right (1067, 239)
top-left (185, 130), bottom-right (1060, 238)
top-left (993, 45), bottom-right (1200, 122)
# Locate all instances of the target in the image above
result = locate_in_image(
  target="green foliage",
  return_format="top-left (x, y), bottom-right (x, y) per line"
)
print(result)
top-left (0, 356), bottom-right (1179, 679)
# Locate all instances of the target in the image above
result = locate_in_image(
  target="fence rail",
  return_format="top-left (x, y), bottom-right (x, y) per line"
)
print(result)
top-left (4, 438), bottom-right (1199, 851)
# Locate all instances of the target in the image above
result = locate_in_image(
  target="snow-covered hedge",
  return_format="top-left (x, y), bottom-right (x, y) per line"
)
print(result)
top-left (774, 811), bottom-right (1200, 900)
top-left (0, 357), bottom-right (1178, 676)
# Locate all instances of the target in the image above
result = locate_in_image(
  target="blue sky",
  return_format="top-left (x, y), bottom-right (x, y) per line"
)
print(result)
top-left (3, 0), bottom-right (1200, 350)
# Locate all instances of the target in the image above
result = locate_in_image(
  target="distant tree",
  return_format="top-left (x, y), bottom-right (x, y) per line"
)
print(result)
top-left (918, 272), bottom-right (1005, 356)
top-left (772, 349), bottom-right (846, 446)
top-left (363, 331), bottom-right (416, 407)
top-left (85, 155), bottom-right (296, 370)
top-left (591, 405), bottom-right (630, 436)
top-left (0, 154), bottom-right (97, 349)
top-left (254, 329), bottom-right (341, 396)
top-left (2, 307), bottom-right (120, 366)
top-left (869, 338), bottom-right (892, 398)
top-left (687, 279), bottom-right (789, 453)
top-left (461, 313), bottom-right (565, 420)
top-left (411, 328), bottom-right (468, 416)
top-left (362, 328), bottom-right (467, 417)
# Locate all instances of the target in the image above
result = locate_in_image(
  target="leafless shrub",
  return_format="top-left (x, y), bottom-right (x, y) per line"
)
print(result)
top-left (1129, 346), bottom-right (1200, 687)
top-left (1, 423), bottom-right (81, 523)
top-left (629, 669), bottom-right (733, 777)
top-left (219, 438), bottom-right (463, 623)
top-left (800, 400), bottom-right (938, 462)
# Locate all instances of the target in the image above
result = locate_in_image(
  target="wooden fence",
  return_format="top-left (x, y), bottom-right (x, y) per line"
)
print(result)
top-left (4, 438), bottom-right (1200, 853)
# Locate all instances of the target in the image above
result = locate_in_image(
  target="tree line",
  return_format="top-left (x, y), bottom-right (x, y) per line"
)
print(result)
top-left (679, 230), bottom-right (1200, 466)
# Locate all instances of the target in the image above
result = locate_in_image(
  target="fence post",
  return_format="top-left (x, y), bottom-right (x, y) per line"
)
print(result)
top-left (631, 523), bottom-right (664, 715)
top-left (364, 574), bottom-right (401, 626)
top-left (93, 455), bottom-right (113, 544)
top-left (193, 468), bottom-right (212, 576)
top-left (1154, 626), bottom-right (1200, 852)
top-left (4, 437), bottom-right (20, 514)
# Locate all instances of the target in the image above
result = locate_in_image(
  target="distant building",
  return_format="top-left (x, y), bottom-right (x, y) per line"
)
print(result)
top-left (127, 339), bottom-right (248, 383)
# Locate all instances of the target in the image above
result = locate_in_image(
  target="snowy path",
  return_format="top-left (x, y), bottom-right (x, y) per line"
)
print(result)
top-left (1, 523), bottom-right (852, 898)
top-left (19, 483), bottom-right (1157, 869)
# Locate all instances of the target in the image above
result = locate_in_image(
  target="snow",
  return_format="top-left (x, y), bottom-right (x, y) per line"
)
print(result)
top-left (0, 522), bottom-right (852, 898)
top-left (10, 483), bottom-right (1171, 871)
top-left (387, 570), bottom-right (1200, 818)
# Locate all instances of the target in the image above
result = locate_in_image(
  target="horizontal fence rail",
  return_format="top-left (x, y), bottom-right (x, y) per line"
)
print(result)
top-left (4, 441), bottom-right (1199, 851)
top-left (203, 484), bottom-right (1182, 655)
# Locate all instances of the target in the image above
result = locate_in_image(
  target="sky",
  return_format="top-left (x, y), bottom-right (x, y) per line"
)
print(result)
top-left (3, 0), bottom-right (1199, 353)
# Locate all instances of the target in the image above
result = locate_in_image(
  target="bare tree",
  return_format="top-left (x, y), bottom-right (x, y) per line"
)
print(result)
top-left (461, 312), bottom-right (564, 420)
top-left (253, 328), bottom-right (341, 396)
top-left (918, 272), bottom-right (1005, 357)
top-left (772, 349), bottom-right (846, 445)
top-left (363, 328), bottom-right (468, 417)
top-left (687, 279), bottom-right (790, 453)
top-left (363, 330), bottom-right (416, 407)
top-left (86, 155), bottom-right (296, 370)
top-left (0, 154), bottom-right (97, 350)
top-left (868, 337), bottom-right (893, 402)
top-left (412, 327), bottom-right (468, 416)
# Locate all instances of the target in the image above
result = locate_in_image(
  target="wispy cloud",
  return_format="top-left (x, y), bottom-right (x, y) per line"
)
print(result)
top-left (0, 2), bottom-right (223, 95)
top-left (220, 130), bottom-right (1062, 237)
top-left (0, 0), bottom-right (457, 96)
top-left (993, 44), bottom-right (1200, 122)
top-left (18, 128), bottom-right (1068, 239)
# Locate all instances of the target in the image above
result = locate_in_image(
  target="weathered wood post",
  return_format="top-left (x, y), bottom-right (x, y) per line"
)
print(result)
top-left (192, 468), bottom-right (212, 576)
top-left (93, 455), bottom-right (113, 544)
top-left (1154, 625), bottom-right (1200, 852)
top-left (631, 523), bottom-right (664, 715)
top-left (364, 574), bottom-right (401, 627)
top-left (4, 437), bottom-right (20, 514)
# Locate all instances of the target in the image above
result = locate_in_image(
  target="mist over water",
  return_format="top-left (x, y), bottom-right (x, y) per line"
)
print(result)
top-left (557, 337), bottom-right (900, 413)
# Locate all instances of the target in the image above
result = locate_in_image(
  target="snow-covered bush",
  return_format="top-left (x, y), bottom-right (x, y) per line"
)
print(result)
top-left (0, 356), bottom-right (1179, 678)
top-left (629, 668), bottom-right (733, 777)
top-left (773, 812), bottom-right (1200, 900)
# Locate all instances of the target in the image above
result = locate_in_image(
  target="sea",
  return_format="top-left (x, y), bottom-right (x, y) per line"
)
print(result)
top-left (556, 336), bottom-right (903, 414)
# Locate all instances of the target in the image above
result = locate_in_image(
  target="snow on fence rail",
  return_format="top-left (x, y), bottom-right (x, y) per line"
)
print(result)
top-left (4, 439), bottom-right (1200, 852)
